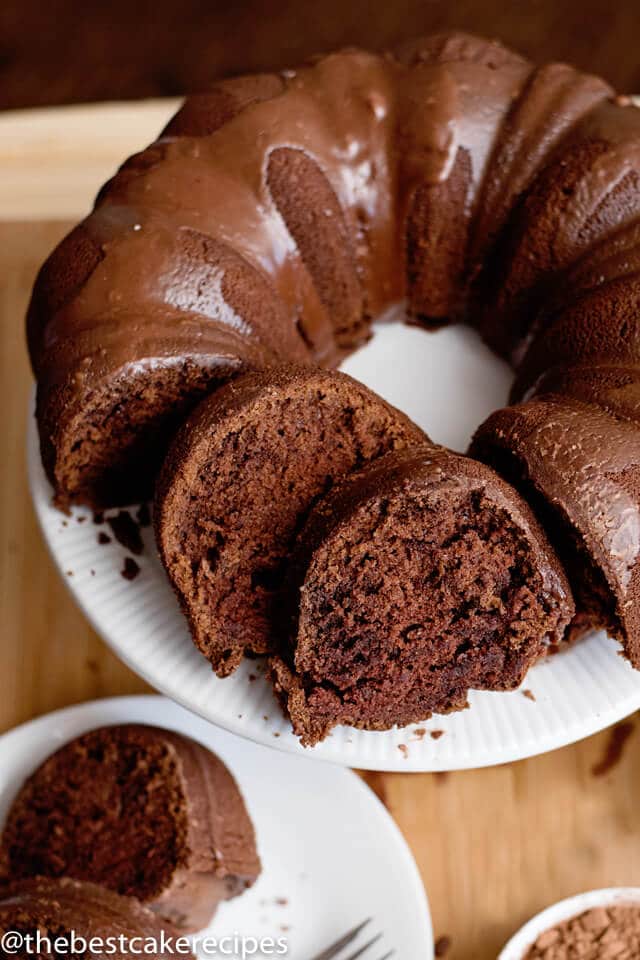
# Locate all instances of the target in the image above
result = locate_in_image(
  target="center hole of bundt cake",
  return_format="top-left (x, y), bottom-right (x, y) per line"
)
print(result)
top-left (341, 319), bottom-right (512, 452)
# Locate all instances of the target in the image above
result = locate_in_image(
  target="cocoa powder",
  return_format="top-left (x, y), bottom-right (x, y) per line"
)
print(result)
top-left (524, 904), bottom-right (640, 959)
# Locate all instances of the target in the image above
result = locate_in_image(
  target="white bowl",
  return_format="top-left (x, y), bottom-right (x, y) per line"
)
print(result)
top-left (499, 888), bottom-right (640, 960)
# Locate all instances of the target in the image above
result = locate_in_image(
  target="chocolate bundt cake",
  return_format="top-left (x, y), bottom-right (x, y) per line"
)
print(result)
top-left (270, 445), bottom-right (573, 745)
top-left (0, 725), bottom-right (260, 932)
top-left (29, 31), bottom-right (628, 511)
top-left (155, 366), bottom-right (425, 676)
top-left (26, 31), bottom-right (640, 727)
top-left (0, 878), bottom-right (185, 959)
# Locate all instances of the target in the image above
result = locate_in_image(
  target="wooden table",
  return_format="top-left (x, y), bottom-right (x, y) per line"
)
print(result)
top-left (1, 103), bottom-right (638, 960)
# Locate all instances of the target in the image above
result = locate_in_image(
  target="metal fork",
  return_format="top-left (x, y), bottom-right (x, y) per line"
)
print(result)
top-left (309, 919), bottom-right (394, 960)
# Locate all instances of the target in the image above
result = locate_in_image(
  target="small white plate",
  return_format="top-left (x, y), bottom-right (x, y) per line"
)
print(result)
top-left (499, 888), bottom-right (640, 959)
top-left (0, 695), bottom-right (432, 958)
top-left (28, 321), bottom-right (640, 771)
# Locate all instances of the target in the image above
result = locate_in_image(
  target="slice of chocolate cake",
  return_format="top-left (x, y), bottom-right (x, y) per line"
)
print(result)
top-left (154, 365), bottom-right (426, 677)
top-left (269, 445), bottom-right (574, 746)
top-left (0, 725), bottom-right (260, 933)
top-left (471, 396), bottom-right (640, 664)
top-left (0, 877), bottom-right (185, 959)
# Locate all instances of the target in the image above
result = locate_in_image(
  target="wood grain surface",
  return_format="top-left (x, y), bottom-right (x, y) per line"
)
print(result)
top-left (0, 105), bottom-right (639, 959)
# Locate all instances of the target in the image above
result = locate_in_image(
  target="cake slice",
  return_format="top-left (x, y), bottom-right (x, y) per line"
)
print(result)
top-left (270, 444), bottom-right (573, 745)
top-left (0, 724), bottom-right (260, 933)
top-left (471, 396), bottom-right (640, 663)
top-left (0, 878), bottom-right (188, 960)
top-left (154, 365), bottom-right (426, 676)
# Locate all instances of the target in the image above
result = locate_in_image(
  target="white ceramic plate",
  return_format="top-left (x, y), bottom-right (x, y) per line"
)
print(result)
top-left (0, 695), bottom-right (432, 958)
top-left (28, 320), bottom-right (640, 771)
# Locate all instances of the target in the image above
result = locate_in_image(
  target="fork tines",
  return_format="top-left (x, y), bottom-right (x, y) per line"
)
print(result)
top-left (309, 920), bottom-right (394, 960)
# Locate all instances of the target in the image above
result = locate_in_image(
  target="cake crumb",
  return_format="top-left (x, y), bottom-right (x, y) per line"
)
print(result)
top-left (591, 720), bottom-right (635, 777)
top-left (430, 729), bottom-right (445, 740)
top-left (121, 557), bottom-right (140, 581)
top-left (522, 688), bottom-right (536, 701)
top-left (398, 744), bottom-right (408, 758)
top-left (412, 728), bottom-right (426, 741)
top-left (107, 510), bottom-right (144, 555)
top-left (98, 532), bottom-right (111, 545)
top-left (435, 935), bottom-right (451, 957)
top-left (66, 570), bottom-right (73, 577)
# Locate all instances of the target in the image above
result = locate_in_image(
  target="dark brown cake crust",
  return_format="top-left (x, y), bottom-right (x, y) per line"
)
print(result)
top-left (0, 878), bottom-right (186, 960)
top-left (155, 365), bottom-right (426, 676)
top-left (270, 445), bottom-right (573, 745)
top-left (0, 724), bottom-right (260, 933)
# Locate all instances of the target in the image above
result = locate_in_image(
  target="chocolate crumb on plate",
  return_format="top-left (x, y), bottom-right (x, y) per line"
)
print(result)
top-left (430, 730), bottom-right (445, 740)
top-left (107, 510), bottom-right (144, 555)
top-left (121, 557), bottom-right (140, 581)
top-left (97, 532), bottom-right (111, 545)
top-left (522, 689), bottom-right (536, 701)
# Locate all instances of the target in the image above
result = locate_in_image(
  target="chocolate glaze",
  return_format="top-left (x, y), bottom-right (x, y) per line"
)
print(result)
top-left (30, 30), bottom-right (633, 508)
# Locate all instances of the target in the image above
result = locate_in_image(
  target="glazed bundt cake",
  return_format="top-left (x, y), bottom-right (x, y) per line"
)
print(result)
top-left (270, 445), bottom-right (573, 745)
top-left (155, 366), bottom-right (425, 676)
top-left (0, 878), bottom-right (186, 960)
top-left (0, 725), bottom-right (260, 932)
top-left (27, 31), bottom-right (640, 733)
top-left (28, 31), bottom-right (618, 510)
